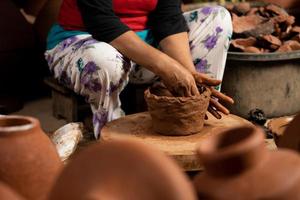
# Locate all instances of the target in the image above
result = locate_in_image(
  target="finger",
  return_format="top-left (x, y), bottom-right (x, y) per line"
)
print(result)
top-left (208, 106), bottom-right (222, 119)
top-left (184, 89), bottom-right (192, 97)
top-left (195, 73), bottom-right (221, 86)
top-left (205, 114), bottom-right (208, 120)
top-left (191, 84), bottom-right (200, 96)
top-left (210, 98), bottom-right (230, 115)
top-left (211, 88), bottom-right (234, 104)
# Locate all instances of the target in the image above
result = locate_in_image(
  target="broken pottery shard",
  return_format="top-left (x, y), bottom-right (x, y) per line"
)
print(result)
top-left (232, 13), bottom-right (265, 34)
top-left (292, 34), bottom-right (300, 42)
top-left (291, 26), bottom-right (300, 33)
top-left (247, 7), bottom-right (259, 16)
top-left (144, 84), bottom-right (211, 136)
top-left (243, 20), bottom-right (275, 38)
top-left (233, 2), bottom-right (251, 15)
top-left (244, 46), bottom-right (262, 53)
top-left (51, 122), bottom-right (84, 162)
top-left (277, 40), bottom-right (300, 52)
top-left (262, 35), bottom-right (282, 48)
top-left (265, 4), bottom-right (288, 16)
top-left (284, 40), bottom-right (300, 50)
top-left (231, 37), bottom-right (257, 51)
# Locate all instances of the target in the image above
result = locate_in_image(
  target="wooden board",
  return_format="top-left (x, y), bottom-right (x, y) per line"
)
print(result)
top-left (101, 112), bottom-right (275, 171)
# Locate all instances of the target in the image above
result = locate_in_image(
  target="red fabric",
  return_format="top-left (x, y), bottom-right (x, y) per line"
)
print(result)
top-left (58, 0), bottom-right (158, 31)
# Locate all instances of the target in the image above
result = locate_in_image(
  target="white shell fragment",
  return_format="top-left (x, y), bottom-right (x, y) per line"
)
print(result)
top-left (51, 123), bottom-right (84, 162)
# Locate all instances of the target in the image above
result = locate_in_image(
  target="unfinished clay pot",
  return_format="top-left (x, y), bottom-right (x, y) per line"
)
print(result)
top-left (49, 140), bottom-right (197, 200)
top-left (0, 115), bottom-right (62, 200)
top-left (144, 84), bottom-right (211, 136)
top-left (193, 126), bottom-right (300, 199)
top-left (0, 182), bottom-right (25, 200)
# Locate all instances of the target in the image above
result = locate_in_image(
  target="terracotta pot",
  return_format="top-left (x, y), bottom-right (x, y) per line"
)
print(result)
top-left (49, 140), bottom-right (197, 200)
top-left (144, 84), bottom-right (211, 136)
top-left (0, 115), bottom-right (62, 200)
top-left (0, 181), bottom-right (25, 200)
top-left (193, 126), bottom-right (300, 199)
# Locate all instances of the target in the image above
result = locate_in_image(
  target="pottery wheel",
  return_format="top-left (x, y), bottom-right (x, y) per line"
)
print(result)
top-left (101, 112), bottom-right (254, 171)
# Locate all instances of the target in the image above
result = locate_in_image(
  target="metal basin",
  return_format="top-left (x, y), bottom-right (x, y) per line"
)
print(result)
top-left (221, 51), bottom-right (300, 118)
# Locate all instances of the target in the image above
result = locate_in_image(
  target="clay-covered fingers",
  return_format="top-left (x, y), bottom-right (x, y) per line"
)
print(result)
top-left (210, 88), bottom-right (234, 104)
top-left (210, 98), bottom-right (230, 115)
top-left (207, 106), bottom-right (222, 119)
top-left (193, 72), bottom-right (222, 86)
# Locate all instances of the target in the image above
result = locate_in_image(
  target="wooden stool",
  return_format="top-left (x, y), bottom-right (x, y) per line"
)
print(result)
top-left (44, 77), bottom-right (151, 123)
top-left (44, 77), bottom-right (90, 122)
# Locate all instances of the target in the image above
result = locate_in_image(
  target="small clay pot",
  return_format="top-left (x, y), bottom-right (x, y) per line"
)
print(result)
top-left (0, 115), bottom-right (62, 200)
top-left (193, 126), bottom-right (300, 199)
top-left (49, 140), bottom-right (197, 200)
top-left (0, 182), bottom-right (25, 200)
top-left (144, 84), bottom-right (211, 136)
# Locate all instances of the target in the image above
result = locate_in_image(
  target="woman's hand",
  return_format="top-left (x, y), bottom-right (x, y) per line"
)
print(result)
top-left (193, 72), bottom-right (234, 119)
top-left (159, 61), bottom-right (199, 97)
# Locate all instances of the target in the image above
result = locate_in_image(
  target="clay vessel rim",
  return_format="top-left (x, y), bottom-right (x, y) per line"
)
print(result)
top-left (197, 126), bottom-right (265, 159)
top-left (144, 88), bottom-right (211, 102)
top-left (0, 115), bottom-right (37, 133)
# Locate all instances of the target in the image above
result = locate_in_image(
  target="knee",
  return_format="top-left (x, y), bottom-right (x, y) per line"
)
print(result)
top-left (212, 6), bottom-right (233, 36)
top-left (83, 42), bottom-right (131, 80)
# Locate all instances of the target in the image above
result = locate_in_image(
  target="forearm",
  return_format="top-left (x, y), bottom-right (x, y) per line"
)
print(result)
top-left (110, 31), bottom-right (180, 77)
top-left (159, 32), bottom-right (196, 73)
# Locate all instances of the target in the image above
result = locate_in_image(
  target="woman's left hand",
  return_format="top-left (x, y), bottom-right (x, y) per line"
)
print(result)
top-left (193, 72), bottom-right (234, 119)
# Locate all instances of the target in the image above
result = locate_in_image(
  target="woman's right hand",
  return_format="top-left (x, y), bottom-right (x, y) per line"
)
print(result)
top-left (158, 60), bottom-right (199, 97)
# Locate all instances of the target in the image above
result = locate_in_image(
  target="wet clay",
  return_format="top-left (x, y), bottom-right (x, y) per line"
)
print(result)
top-left (49, 140), bottom-right (197, 200)
top-left (0, 115), bottom-right (62, 200)
top-left (144, 84), bottom-right (211, 136)
top-left (0, 182), bottom-right (25, 200)
top-left (193, 126), bottom-right (300, 199)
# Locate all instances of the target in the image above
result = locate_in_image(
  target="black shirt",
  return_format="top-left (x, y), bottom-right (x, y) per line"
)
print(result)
top-left (76, 0), bottom-right (188, 43)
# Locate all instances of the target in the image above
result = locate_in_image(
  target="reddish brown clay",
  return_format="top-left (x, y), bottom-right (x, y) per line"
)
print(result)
top-left (0, 182), bottom-right (25, 200)
top-left (276, 113), bottom-right (300, 152)
top-left (144, 84), bottom-right (211, 136)
top-left (232, 13), bottom-right (265, 34)
top-left (231, 37), bottom-right (257, 51)
top-left (0, 115), bottom-right (62, 200)
top-left (249, 0), bottom-right (300, 9)
top-left (49, 139), bottom-right (197, 200)
top-left (193, 126), bottom-right (300, 199)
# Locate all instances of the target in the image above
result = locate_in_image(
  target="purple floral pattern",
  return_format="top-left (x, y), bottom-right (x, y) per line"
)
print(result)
top-left (202, 26), bottom-right (224, 50)
top-left (93, 110), bottom-right (108, 138)
top-left (194, 58), bottom-right (210, 73)
top-left (59, 36), bottom-right (78, 51)
top-left (80, 61), bottom-right (102, 93)
top-left (201, 7), bottom-right (214, 15)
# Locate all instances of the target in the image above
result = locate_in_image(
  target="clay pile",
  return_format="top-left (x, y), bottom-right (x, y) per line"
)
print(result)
top-left (228, 3), bottom-right (300, 53)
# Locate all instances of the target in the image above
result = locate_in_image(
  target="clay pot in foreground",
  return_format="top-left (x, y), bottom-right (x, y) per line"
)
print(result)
top-left (0, 181), bottom-right (25, 200)
top-left (194, 126), bottom-right (300, 199)
top-left (0, 115), bottom-right (62, 200)
top-left (144, 84), bottom-right (211, 136)
top-left (49, 139), bottom-right (197, 200)
top-left (275, 113), bottom-right (300, 152)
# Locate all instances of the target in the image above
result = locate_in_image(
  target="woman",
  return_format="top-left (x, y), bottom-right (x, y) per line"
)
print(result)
top-left (45, 0), bottom-right (234, 138)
